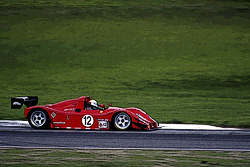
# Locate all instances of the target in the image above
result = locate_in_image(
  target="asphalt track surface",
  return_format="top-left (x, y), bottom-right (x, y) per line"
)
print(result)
top-left (1, 125), bottom-right (250, 151)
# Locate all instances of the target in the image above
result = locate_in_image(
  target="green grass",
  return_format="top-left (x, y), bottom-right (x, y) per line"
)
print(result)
top-left (1, 148), bottom-right (250, 167)
top-left (1, 0), bottom-right (250, 127)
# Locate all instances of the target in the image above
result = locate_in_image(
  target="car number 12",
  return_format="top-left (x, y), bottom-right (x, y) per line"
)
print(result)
top-left (82, 115), bottom-right (94, 127)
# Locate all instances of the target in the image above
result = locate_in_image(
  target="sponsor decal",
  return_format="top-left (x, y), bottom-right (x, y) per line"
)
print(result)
top-left (97, 119), bottom-right (108, 121)
top-left (51, 112), bottom-right (56, 118)
top-left (98, 120), bottom-right (108, 128)
top-left (53, 122), bottom-right (66, 124)
top-left (82, 115), bottom-right (94, 127)
top-left (13, 102), bottom-right (21, 106)
top-left (16, 97), bottom-right (28, 100)
top-left (64, 108), bottom-right (75, 111)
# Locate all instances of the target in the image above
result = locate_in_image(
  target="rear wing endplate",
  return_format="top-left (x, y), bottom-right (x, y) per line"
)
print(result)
top-left (11, 96), bottom-right (38, 109)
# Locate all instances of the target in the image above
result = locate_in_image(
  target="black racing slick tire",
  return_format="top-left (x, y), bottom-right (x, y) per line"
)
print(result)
top-left (28, 109), bottom-right (50, 129)
top-left (113, 112), bottom-right (131, 130)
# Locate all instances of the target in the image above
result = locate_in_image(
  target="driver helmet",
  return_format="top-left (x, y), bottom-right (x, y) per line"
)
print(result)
top-left (89, 100), bottom-right (98, 107)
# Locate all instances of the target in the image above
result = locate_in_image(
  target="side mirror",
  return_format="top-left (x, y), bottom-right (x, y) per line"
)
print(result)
top-left (100, 104), bottom-right (105, 108)
top-left (108, 103), bottom-right (112, 107)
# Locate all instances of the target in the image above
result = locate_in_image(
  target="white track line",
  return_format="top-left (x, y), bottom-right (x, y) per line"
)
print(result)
top-left (159, 123), bottom-right (239, 130)
top-left (0, 120), bottom-right (240, 130)
top-left (0, 120), bottom-right (30, 127)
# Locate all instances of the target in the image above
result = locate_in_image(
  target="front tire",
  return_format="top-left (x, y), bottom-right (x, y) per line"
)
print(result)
top-left (28, 109), bottom-right (50, 129)
top-left (113, 112), bottom-right (131, 130)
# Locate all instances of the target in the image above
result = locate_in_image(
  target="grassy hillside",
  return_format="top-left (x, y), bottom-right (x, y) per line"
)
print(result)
top-left (1, 0), bottom-right (250, 127)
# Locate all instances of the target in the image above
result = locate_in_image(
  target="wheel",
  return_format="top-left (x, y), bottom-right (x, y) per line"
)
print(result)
top-left (28, 109), bottom-right (50, 129)
top-left (113, 112), bottom-right (131, 130)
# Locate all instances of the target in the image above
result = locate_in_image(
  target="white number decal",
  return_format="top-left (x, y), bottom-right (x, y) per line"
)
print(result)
top-left (82, 115), bottom-right (94, 127)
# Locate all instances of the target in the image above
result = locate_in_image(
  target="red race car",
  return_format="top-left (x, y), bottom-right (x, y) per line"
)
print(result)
top-left (11, 96), bottom-right (158, 130)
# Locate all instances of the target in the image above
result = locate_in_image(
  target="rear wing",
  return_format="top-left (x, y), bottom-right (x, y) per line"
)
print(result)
top-left (11, 96), bottom-right (38, 109)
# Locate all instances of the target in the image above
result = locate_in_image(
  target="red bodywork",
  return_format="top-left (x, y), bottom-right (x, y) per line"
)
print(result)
top-left (24, 96), bottom-right (158, 130)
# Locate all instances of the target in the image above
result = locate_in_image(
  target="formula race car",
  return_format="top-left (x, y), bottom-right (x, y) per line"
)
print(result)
top-left (11, 96), bottom-right (158, 130)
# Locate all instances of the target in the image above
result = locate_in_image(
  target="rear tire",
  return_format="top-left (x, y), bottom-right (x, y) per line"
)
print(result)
top-left (28, 109), bottom-right (50, 129)
top-left (113, 112), bottom-right (131, 130)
